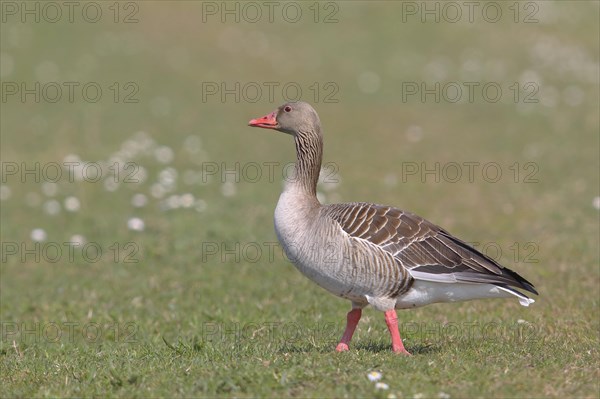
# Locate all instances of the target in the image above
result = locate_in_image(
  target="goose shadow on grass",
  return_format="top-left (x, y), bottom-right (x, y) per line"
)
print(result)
top-left (277, 341), bottom-right (440, 355)
top-left (354, 342), bottom-right (439, 355)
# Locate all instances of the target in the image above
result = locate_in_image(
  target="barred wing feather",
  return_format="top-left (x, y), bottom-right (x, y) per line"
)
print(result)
top-left (323, 202), bottom-right (538, 299)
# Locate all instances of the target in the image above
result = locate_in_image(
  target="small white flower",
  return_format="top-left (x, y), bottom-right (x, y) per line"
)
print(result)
top-left (43, 200), bottom-right (61, 215)
top-left (180, 193), bottom-right (195, 208)
top-left (127, 217), bottom-right (145, 232)
top-left (368, 371), bottom-right (382, 382)
top-left (104, 179), bottom-right (119, 192)
top-left (64, 196), bottom-right (80, 212)
top-left (375, 382), bottom-right (389, 390)
top-left (131, 193), bottom-right (148, 208)
top-left (154, 146), bottom-right (174, 164)
top-left (41, 182), bottom-right (58, 197)
top-left (166, 195), bottom-right (181, 209)
top-left (158, 167), bottom-right (177, 186)
top-left (31, 228), bottom-right (47, 242)
top-left (0, 185), bottom-right (11, 201)
top-left (150, 183), bottom-right (166, 199)
top-left (128, 165), bottom-right (147, 184)
top-left (438, 392), bottom-right (451, 399)
top-left (69, 234), bottom-right (86, 246)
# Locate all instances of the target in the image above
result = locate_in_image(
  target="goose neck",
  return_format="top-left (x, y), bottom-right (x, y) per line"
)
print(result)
top-left (291, 129), bottom-right (323, 197)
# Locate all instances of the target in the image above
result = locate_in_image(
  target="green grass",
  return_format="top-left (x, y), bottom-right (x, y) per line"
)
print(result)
top-left (1, 1), bottom-right (599, 397)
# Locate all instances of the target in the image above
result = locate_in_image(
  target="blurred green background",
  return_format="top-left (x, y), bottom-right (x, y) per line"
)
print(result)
top-left (1, 1), bottom-right (598, 397)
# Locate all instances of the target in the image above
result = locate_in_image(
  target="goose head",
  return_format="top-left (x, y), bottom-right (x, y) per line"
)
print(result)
top-left (248, 101), bottom-right (321, 136)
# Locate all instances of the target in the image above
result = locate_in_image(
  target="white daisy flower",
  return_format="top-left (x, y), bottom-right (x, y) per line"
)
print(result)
top-left (0, 185), bottom-right (11, 200)
top-left (375, 382), bottom-right (389, 390)
top-left (64, 196), bottom-right (80, 212)
top-left (43, 200), bottom-right (61, 215)
top-left (131, 193), bottom-right (148, 208)
top-left (69, 234), bottom-right (86, 246)
top-left (368, 371), bottom-right (382, 382)
top-left (127, 217), bottom-right (145, 232)
top-left (31, 228), bottom-right (47, 242)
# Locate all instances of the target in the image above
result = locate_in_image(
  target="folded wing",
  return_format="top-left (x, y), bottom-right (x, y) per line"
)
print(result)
top-left (322, 202), bottom-right (538, 298)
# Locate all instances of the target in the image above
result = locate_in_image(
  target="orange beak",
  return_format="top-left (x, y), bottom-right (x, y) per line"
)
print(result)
top-left (248, 111), bottom-right (278, 129)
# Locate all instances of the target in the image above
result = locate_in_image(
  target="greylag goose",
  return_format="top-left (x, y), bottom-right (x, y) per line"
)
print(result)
top-left (248, 102), bottom-right (538, 355)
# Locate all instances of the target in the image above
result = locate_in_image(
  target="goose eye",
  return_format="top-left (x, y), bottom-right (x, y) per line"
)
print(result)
top-left (284, 106), bottom-right (292, 112)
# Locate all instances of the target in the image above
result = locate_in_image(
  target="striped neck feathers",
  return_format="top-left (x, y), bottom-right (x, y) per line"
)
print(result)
top-left (290, 126), bottom-right (323, 197)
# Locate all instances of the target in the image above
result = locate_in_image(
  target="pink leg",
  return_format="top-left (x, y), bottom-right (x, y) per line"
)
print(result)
top-left (336, 308), bottom-right (362, 352)
top-left (384, 309), bottom-right (411, 355)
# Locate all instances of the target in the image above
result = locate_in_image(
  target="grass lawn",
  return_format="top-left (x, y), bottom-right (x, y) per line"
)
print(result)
top-left (1, 1), bottom-right (599, 397)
